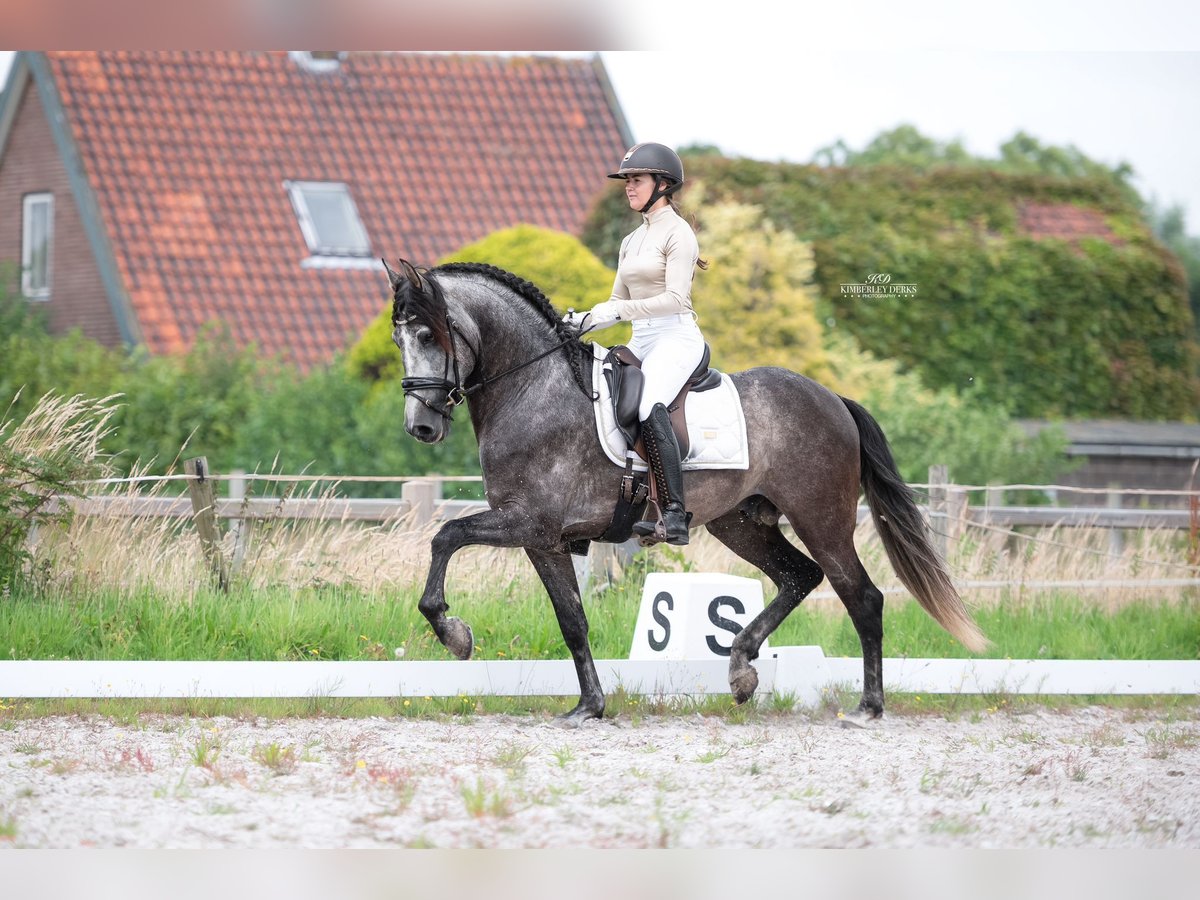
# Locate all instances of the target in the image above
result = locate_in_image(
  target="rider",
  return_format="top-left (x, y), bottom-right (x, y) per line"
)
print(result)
top-left (568, 142), bottom-right (707, 545)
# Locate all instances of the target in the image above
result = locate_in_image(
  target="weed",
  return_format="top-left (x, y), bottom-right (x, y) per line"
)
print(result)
top-left (1062, 750), bottom-right (1090, 782)
top-left (1084, 723), bottom-right (1126, 749)
top-left (189, 732), bottom-right (222, 769)
top-left (49, 758), bottom-right (80, 775)
top-left (552, 746), bottom-right (575, 769)
top-left (119, 747), bottom-right (155, 772)
top-left (1022, 759), bottom-right (1047, 777)
top-left (492, 741), bottom-right (533, 776)
top-left (918, 767), bottom-right (946, 795)
top-left (1143, 724), bottom-right (1199, 759)
top-left (252, 742), bottom-right (297, 775)
top-left (0, 816), bottom-right (16, 841)
top-left (13, 742), bottom-right (40, 755)
top-left (695, 746), bottom-right (730, 764)
top-left (460, 777), bottom-right (513, 819)
top-left (929, 814), bottom-right (975, 836)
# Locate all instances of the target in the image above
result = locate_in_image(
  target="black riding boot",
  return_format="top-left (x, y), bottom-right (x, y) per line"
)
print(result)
top-left (632, 403), bottom-right (690, 545)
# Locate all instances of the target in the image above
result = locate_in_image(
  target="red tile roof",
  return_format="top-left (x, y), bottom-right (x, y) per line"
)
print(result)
top-left (43, 51), bottom-right (630, 367)
top-left (1018, 202), bottom-right (1118, 243)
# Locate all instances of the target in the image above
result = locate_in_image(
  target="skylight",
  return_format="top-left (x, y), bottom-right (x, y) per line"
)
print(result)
top-left (285, 181), bottom-right (371, 259)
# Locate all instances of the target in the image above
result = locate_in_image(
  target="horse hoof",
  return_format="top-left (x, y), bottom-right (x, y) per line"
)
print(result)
top-left (443, 617), bottom-right (474, 660)
top-left (730, 666), bottom-right (759, 705)
top-left (553, 703), bottom-right (604, 728)
top-left (838, 707), bottom-right (882, 729)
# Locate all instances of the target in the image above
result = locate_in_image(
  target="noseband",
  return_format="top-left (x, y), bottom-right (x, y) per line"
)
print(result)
top-left (397, 305), bottom-right (590, 421)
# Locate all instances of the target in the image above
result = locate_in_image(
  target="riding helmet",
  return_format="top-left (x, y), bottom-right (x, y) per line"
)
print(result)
top-left (608, 142), bottom-right (685, 186)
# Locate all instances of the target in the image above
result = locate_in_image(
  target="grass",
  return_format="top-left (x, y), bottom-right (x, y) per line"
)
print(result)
top-left (1, 580), bottom-right (1196, 664)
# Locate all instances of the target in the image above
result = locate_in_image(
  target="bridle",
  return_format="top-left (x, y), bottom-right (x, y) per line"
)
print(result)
top-left (396, 303), bottom-right (596, 422)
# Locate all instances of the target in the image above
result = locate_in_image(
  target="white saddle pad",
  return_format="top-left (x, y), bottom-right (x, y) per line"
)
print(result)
top-left (591, 344), bottom-right (749, 472)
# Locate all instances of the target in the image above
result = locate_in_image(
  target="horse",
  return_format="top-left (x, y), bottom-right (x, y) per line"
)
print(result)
top-left (384, 258), bottom-right (986, 726)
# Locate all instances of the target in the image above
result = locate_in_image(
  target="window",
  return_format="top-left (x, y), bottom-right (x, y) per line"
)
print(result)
top-left (288, 51), bottom-right (346, 73)
top-left (22, 192), bottom-right (53, 299)
top-left (285, 181), bottom-right (371, 260)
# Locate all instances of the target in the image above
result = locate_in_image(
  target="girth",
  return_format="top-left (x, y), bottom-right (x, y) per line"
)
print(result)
top-left (603, 343), bottom-right (722, 459)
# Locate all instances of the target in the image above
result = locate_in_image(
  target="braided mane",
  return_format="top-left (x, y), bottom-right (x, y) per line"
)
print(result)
top-left (430, 262), bottom-right (593, 397)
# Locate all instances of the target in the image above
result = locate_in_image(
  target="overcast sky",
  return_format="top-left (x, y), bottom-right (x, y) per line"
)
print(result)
top-left (3, 16), bottom-right (1198, 227)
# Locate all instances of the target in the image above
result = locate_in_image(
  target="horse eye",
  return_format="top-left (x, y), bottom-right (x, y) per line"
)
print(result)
top-left (417, 329), bottom-right (435, 346)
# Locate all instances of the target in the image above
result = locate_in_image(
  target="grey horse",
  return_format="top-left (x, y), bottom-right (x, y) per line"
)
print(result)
top-left (386, 259), bottom-right (986, 726)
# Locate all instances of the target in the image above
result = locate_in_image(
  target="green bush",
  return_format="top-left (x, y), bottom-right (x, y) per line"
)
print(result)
top-left (691, 199), bottom-right (829, 381)
top-left (825, 332), bottom-right (1070, 487)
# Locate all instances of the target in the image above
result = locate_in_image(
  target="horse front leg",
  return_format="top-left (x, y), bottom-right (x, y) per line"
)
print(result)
top-left (418, 507), bottom-right (551, 660)
top-left (525, 547), bottom-right (605, 726)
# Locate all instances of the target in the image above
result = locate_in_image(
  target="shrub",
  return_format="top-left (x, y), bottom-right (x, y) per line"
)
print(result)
top-left (0, 392), bottom-right (118, 588)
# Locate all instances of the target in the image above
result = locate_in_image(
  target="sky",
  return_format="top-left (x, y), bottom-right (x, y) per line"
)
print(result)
top-left (599, 50), bottom-right (1200, 221)
top-left (2, 4), bottom-right (1197, 224)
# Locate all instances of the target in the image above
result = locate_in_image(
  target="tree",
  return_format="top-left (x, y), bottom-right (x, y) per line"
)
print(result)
top-left (813, 124), bottom-right (973, 171)
top-left (691, 201), bottom-right (829, 381)
top-left (1147, 199), bottom-right (1200, 333)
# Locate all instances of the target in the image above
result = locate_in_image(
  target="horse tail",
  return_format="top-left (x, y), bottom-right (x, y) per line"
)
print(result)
top-left (840, 396), bottom-right (989, 653)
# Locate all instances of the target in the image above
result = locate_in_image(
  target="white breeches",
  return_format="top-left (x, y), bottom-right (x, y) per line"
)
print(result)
top-left (625, 312), bottom-right (706, 421)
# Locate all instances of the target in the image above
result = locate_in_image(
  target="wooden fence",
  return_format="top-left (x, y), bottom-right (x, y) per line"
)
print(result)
top-left (44, 458), bottom-right (1200, 592)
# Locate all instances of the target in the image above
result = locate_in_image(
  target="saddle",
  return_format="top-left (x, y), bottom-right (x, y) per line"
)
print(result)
top-left (603, 343), bottom-right (723, 459)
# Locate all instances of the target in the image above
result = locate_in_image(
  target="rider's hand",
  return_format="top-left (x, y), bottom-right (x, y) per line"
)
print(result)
top-left (587, 301), bottom-right (622, 325)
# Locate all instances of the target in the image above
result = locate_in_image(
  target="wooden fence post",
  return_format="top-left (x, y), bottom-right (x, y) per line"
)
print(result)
top-left (1108, 484), bottom-right (1125, 556)
top-left (184, 457), bottom-right (229, 592)
top-left (228, 469), bottom-right (249, 576)
top-left (402, 480), bottom-right (436, 526)
top-left (928, 464), bottom-right (948, 561)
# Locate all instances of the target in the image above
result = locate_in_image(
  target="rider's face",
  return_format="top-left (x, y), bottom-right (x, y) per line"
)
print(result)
top-left (623, 173), bottom-right (660, 211)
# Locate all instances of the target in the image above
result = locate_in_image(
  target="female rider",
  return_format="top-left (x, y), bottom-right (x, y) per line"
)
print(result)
top-left (568, 142), bottom-right (706, 546)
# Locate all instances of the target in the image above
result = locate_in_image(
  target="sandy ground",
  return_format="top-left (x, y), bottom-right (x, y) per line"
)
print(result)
top-left (0, 705), bottom-right (1196, 849)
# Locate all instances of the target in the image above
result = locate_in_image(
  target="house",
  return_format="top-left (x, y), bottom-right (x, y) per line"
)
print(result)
top-left (0, 51), bottom-right (633, 368)
top-left (1021, 419), bottom-right (1200, 507)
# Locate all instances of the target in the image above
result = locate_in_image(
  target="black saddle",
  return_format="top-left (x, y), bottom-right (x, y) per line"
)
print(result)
top-left (603, 343), bottom-right (722, 459)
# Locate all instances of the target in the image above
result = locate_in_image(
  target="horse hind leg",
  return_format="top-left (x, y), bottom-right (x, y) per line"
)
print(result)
top-left (799, 531), bottom-right (886, 722)
top-left (705, 505), bottom-right (825, 705)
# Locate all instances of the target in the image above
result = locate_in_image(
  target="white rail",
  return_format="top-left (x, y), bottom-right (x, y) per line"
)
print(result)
top-left (2, 649), bottom-right (1196, 706)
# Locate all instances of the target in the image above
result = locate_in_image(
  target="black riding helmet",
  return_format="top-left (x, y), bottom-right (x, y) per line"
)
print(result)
top-left (608, 142), bottom-right (684, 213)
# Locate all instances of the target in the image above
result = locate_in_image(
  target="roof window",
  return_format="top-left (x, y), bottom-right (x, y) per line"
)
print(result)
top-left (289, 51), bottom-right (346, 73)
top-left (285, 181), bottom-right (371, 260)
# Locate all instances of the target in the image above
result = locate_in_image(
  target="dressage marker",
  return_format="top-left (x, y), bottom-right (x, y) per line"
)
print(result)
top-left (629, 573), bottom-right (767, 661)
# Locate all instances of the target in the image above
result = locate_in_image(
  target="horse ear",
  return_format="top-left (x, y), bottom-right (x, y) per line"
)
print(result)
top-left (398, 258), bottom-right (427, 292)
top-left (382, 258), bottom-right (404, 291)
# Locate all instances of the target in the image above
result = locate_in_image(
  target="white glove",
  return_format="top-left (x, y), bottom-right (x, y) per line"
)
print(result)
top-left (585, 301), bottom-right (623, 327)
top-left (561, 310), bottom-right (584, 329)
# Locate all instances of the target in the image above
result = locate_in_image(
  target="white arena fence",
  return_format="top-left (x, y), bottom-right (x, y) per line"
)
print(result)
top-left (2, 652), bottom-right (1198, 704)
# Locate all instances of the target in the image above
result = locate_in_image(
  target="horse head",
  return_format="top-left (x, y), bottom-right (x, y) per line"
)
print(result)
top-left (385, 257), bottom-right (477, 444)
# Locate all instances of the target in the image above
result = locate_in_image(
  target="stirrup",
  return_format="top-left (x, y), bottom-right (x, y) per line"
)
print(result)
top-left (633, 501), bottom-right (690, 546)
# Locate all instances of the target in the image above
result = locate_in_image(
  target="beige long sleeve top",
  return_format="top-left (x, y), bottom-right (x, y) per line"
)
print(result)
top-left (607, 206), bottom-right (699, 320)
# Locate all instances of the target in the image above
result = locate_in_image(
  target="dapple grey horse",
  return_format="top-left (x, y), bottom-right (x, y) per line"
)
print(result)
top-left (386, 259), bottom-right (986, 726)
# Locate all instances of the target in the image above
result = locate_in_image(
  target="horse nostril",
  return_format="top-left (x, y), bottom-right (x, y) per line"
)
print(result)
top-left (412, 424), bottom-right (437, 443)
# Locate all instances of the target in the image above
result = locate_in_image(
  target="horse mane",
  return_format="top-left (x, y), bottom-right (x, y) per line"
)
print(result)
top-left (428, 262), bottom-right (593, 398)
